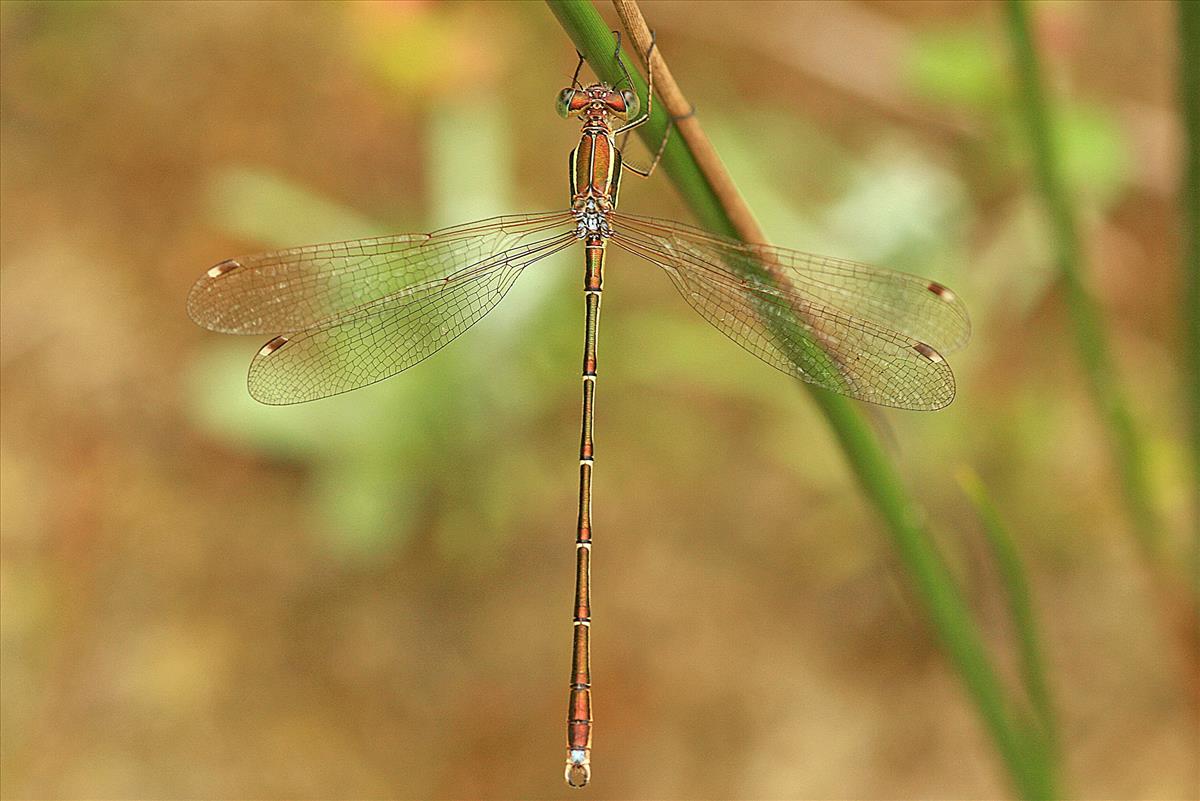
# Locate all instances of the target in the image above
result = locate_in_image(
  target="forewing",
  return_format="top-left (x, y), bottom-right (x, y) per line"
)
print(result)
top-left (247, 232), bottom-right (578, 404)
top-left (611, 215), bottom-right (962, 410)
top-left (188, 212), bottom-right (576, 335)
top-left (612, 213), bottom-right (970, 354)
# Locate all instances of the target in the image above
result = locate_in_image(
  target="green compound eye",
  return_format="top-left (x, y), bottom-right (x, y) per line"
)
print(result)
top-left (620, 89), bottom-right (639, 119)
top-left (556, 88), bottom-right (577, 118)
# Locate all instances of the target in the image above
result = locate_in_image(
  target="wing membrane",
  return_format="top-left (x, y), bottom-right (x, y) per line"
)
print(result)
top-left (610, 213), bottom-right (967, 410)
top-left (188, 211), bottom-right (576, 335)
top-left (247, 231), bottom-right (578, 404)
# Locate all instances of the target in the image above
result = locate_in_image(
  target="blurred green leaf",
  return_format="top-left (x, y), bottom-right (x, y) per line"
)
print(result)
top-left (1051, 103), bottom-right (1130, 206)
top-left (313, 457), bottom-right (415, 559)
top-left (206, 167), bottom-right (386, 246)
top-left (909, 25), bottom-right (1130, 209)
top-left (908, 29), bottom-right (1004, 109)
top-left (351, 2), bottom-right (452, 94)
top-left (823, 143), bottom-right (967, 265)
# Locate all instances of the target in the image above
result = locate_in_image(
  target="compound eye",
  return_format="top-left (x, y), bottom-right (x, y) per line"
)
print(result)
top-left (556, 88), bottom-right (577, 118)
top-left (620, 89), bottom-right (640, 119)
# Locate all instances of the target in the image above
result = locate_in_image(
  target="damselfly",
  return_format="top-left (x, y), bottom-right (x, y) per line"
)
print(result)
top-left (188, 38), bottom-right (969, 788)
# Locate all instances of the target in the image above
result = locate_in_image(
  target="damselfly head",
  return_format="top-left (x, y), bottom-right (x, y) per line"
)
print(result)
top-left (556, 84), bottom-right (638, 121)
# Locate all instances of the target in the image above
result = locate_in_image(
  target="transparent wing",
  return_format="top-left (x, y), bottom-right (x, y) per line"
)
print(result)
top-left (610, 213), bottom-right (968, 410)
top-left (188, 211), bottom-right (576, 335)
top-left (613, 213), bottom-right (970, 353)
top-left (246, 231), bottom-right (579, 404)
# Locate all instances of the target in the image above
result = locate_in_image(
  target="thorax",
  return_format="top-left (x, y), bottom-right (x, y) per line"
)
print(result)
top-left (570, 119), bottom-right (623, 240)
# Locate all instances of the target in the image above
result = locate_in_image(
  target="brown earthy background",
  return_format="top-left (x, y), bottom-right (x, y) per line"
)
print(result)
top-left (2, 1), bottom-right (1196, 798)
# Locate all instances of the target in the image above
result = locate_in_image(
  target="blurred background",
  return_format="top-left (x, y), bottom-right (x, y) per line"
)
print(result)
top-left (1, 0), bottom-right (1196, 798)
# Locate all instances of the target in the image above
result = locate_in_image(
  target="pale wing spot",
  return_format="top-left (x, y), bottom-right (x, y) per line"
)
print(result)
top-left (258, 335), bottom-right (289, 356)
top-left (207, 259), bottom-right (242, 278)
top-left (928, 281), bottom-right (957, 304)
top-left (913, 341), bottom-right (944, 363)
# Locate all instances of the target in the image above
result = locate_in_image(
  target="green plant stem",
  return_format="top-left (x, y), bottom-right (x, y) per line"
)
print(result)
top-left (546, 2), bottom-right (1051, 797)
top-left (1004, 0), bottom-right (1160, 557)
top-left (958, 468), bottom-right (1059, 773)
top-left (1179, 0), bottom-right (1200, 589)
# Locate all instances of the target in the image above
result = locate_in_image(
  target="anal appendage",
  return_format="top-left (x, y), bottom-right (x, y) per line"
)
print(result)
top-left (566, 748), bottom-right (591, 787)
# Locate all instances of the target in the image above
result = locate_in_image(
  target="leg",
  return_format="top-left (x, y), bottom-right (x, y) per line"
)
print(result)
top-left (612, 29), bottom-right (655, 137)
top-left (570, 50), bottom-right (585, 90)
top-left (615, 30), bottom-right (691, 180)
